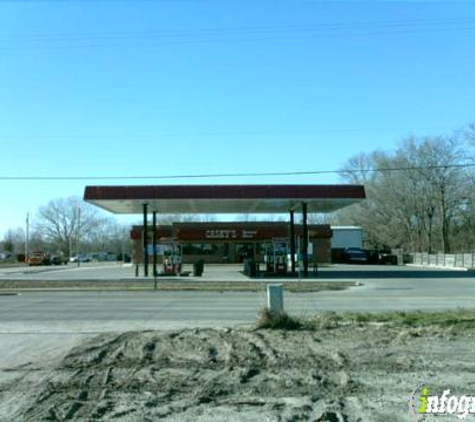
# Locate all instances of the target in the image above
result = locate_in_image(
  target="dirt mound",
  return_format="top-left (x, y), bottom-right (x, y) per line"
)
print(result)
top-left (1, 329), bottom-right (364, 421)
top-left (1, 324), bottom-right (474, 421)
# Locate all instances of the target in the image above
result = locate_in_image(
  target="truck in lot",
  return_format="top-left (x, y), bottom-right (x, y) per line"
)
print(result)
top-left (27, 252), bottom-right (51, 266)
top-left (331, 226), bottom-right (363, 263)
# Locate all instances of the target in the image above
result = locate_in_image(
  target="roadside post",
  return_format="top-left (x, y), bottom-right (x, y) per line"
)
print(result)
top-left (267, 284), bottom-right (284, 314)
top-left (153, 210), bottom-right (158, 290)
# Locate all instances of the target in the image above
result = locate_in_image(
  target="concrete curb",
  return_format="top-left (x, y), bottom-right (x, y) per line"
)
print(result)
top-left (405, 264), bottom-right (470, 272)
top-left (0, 281), bottom-right (359, 294)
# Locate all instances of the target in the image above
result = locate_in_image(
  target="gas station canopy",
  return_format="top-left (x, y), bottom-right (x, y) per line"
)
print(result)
top-left (83, 184), bottom-right (366, 214)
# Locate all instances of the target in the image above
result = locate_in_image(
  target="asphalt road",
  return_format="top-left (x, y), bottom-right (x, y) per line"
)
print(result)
top-left (1, 265), bottom-right (475, 333)
top-left (1, 264), bottom-right (475, 374)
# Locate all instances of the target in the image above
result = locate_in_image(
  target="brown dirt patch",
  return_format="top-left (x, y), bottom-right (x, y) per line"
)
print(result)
top-left (1, 320), bottom-right (474, 421)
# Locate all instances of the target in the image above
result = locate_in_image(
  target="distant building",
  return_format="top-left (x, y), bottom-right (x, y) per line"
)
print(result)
top-left (331, 226), bottom-right (363, 249)
top-left (330, 226), bottom-right (363, 262)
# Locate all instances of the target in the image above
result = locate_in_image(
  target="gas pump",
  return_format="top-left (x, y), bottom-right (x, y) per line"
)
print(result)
top-left (264, 238), bottom-right (289, 274)
top-left (160, 238), bottom-right (182, 275)
top-left (273, 238), bottom-right (288, 274)
top-left (264, 242), bottom-right (274, 273)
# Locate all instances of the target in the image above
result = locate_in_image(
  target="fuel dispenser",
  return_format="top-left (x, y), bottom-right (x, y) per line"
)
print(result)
top-left (160, 238), bottom-right (182, 275)
top-left (264, 238), bottom-right (289, 274)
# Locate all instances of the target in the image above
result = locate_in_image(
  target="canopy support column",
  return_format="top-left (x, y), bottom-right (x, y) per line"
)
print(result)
top-left (143, 203), bottom-right (149, 277)
top-left (302, 202), bottom-right (309, 278)
top-left (289, 210), bottom-right (296, 273)
top-left (152, 210), bottom-right (158, 278)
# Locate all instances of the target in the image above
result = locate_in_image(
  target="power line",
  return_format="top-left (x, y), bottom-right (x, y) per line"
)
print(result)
top-left (0, 125), bottom-right (460, 140)
top-left (1, 17), bottom-right (474, 50)
top-left (2, 17), bottom-right (474, 42)
top-left (0, 163), bottom-right (474, 181)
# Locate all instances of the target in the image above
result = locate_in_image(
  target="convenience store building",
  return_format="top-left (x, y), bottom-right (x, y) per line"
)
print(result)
top-left (130, 221), bottom-right (333, 264)
top-left (84, 184), bottom-right (365, 277)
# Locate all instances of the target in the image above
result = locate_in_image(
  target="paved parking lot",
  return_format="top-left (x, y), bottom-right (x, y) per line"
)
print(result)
top-left (1, 261), bottom-right (472, 281)
top-left (0, 262), bottom-right (134, 280)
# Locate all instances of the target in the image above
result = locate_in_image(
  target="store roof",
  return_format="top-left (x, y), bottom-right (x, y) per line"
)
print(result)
top-left (84, 184), bottom-right (366, 214)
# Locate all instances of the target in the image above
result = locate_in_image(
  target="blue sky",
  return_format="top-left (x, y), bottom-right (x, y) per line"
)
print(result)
top-left (1, 1), bottom-right (474, 236)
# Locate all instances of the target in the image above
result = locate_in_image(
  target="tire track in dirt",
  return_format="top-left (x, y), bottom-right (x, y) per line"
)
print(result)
top-left (2, 329), bottom-right (363, 421)
top-left (6, 324), bottom-right (474, 421)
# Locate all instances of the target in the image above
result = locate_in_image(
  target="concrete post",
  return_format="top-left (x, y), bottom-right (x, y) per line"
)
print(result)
top-left (267, 284), bottom-right (284, 313)
top-left (289, 210), bottom-right (296, 273)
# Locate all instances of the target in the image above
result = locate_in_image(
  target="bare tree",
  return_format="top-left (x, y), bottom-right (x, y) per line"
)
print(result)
top-left (464, 123), bottom-right (475, 146)
top-left (35, 196), bottom-right (102, 257)
top-left (413, 136), bottom-right (467, 253)
top-left (86, 218), bottom-right (131, 255)
top-left (337, 133), bottom-right (470, 253)
top-left (2, 228), bottom-right (24, 253)
top-left (155, 214), bottom-right (216, 224)
top-left (339, 151), bottom-right (379, 185)
top-left (308, 213), bottom-right (338, 225)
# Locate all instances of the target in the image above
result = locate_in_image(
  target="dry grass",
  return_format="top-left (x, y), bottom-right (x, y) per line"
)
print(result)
top-left (256, 308), bottom-right (475, 331)
top-left (309, 309), bottom-right (475, 328)
top-left (256, 308), bottom-right (303, 330)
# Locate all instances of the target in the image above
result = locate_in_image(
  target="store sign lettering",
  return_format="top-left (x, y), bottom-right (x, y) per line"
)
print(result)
top-left (242, 230), bottom-right (258, 239)
top-left (205, 230), bottom-right (237, 239)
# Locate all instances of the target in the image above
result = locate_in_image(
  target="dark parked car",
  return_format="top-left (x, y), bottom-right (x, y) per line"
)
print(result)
top-left (343, 247), bottom-right (368, 264)
top-left (50, 255), bottom-right (68, 265)
top-left (363, 249), bottom-right (398, 265)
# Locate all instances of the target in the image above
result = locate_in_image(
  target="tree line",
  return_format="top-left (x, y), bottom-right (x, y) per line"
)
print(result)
top-left (1, 197), bottom-right (130, 259)
top-left (334, 124), bottom-right (475, 254)
top-left (1, 197), bottom-right (217, 259)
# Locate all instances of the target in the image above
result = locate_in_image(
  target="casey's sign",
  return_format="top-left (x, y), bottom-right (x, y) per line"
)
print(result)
top-left (205, 229), bottom-right (237, 239)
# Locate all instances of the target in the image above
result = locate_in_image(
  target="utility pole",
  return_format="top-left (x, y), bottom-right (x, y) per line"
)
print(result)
top-left (77, 207), bottom-right (81, 267)
top-left (122, 225), bottom-right (125, 265)
top-left (25, 212), bottom-right (30, 263)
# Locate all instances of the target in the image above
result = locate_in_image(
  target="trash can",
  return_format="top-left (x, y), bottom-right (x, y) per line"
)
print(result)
top-left (243, 258), bottom-right (251, 275)
top-left (250, 260), bottom-right (257, 277)
top-left (193, 259), bottom-right (204, 277)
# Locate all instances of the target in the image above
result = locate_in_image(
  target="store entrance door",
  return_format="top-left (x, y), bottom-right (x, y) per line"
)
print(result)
top-left (235, 243), bottom-right (254, 263)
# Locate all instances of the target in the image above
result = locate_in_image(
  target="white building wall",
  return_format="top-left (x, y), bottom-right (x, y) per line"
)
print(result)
top-left (331, 226), bottom-right (362, 249)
